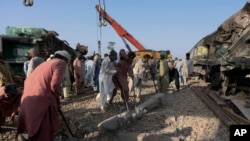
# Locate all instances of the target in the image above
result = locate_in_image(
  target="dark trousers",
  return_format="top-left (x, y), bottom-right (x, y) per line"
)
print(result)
top-left (109, 75), bottom-right (129, 104)
top-left (169, 68), bottom-right (180, 90)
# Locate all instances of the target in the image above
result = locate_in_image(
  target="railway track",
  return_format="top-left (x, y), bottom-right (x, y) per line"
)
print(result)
top-left (190, 82), bottom-right (250, 127)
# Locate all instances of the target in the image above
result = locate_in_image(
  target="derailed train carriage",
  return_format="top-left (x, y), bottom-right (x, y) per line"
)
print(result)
top-left (189, 2), bottom-right (250, 95)
top-left (0, 26), bottom-right (88, 86)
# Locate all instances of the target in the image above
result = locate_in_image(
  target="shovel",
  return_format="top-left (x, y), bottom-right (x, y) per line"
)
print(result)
top-left (151, 76), bottom-right (158, 93)
top-left (58, 108), bottom-right (77, 138)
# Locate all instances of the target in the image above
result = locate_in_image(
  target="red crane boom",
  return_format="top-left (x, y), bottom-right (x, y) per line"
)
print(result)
top-left (95, 5), bottom-right (146, 51)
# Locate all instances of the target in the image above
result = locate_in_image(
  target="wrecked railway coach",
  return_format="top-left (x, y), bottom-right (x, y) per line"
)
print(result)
top-left (189, 2), bottom-right (250, 95)
top-left (0, 26), bottom-right (77, 86)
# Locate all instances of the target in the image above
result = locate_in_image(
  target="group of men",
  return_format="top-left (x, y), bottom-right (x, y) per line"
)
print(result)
top-left (72, 52), bottom-right (103, 96)
top-left (154, 52), bottom-right (194, 93)
top-left (96, 49), bottom-right (157, 112)
top-left (0, 47), bottom-right (194, 140)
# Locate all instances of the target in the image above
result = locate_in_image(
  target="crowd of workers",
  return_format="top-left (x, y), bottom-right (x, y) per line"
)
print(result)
top-left (0, 47), bottom-right (194, 140)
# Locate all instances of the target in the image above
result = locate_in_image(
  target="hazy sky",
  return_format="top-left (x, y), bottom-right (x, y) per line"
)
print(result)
top-left (0, 0), bottom-right (248, 58)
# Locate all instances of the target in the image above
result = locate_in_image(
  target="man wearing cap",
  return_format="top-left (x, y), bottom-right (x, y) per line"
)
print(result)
top-left (26, 48), bottom-right (44, 77)
top-left (17, 50), bottom-right (71, 141)
top-left (158, 52), bottom-right (169, 93)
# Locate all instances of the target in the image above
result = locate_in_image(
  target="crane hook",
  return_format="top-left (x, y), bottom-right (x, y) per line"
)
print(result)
top-left (102, 21), bottom-right (107, 27)
top-left (98, 16), bottom-right (106, 27)
top-left (23, 0), bottom-right (34, 7)
top-left (99, 19), bottom-right (108, 27)
top-left (98, 0), bottom-right (108, 27)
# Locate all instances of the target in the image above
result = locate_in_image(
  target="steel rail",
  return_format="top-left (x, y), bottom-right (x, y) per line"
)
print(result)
top-left (191, 87), bottom-right (240, 127)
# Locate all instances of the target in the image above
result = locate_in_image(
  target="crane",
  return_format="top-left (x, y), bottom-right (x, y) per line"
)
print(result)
top-left (96, 5), bottom-right (173, 60)
top-left (96, 5), bottom-right (146, 51)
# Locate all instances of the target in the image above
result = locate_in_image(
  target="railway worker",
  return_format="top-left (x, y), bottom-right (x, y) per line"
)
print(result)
top-left (181, 53), bottom-right (193, 86)
top-left (157, 52), bottom-right (169, 93)
top-left (0, 55), bottom-right (14, 86)
top-left (26, 48), bottom-right (45, 78)
top-left (0, 84), bottom-right (21, 129)
top-left (168, 60), bottom-right (180, 90)
top-left (92, 54), bottom-right (102, 92)
top-left (17, 50), bottom-right (71, 141)
top-left (73, 52), bottom-right (85, 95)
top-left (130, 54), bottom-right (151, 98)
top-left (98, 50), bottom-right (117, 112)
top-left (109, 50), bottom-right (135, 105)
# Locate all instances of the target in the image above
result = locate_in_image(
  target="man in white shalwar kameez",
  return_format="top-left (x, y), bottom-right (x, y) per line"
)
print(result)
top-left (181, 53), bottom-right (193, 86)
top-left (84, 56), bottom-right (94, 87)
top-left (98, 50), bottom-right (117, 111)
top-left (62, 64), bottom-right (71, 99)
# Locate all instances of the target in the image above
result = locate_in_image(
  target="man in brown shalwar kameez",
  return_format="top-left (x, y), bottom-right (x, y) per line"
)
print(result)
top-left (17, 50), bottom-right (71, 141)
top-left (73, 53), bottom-right (85, 95)
top-left (0, 84), bottom-right (21, 129)
top-left (109, 50), bottom-right (135, 104)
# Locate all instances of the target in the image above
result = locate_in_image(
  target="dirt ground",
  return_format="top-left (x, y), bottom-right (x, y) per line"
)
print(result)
top-left (55, 80), bottom-right (229, 141)
top-left (0, 79), bottom-right (230, 141)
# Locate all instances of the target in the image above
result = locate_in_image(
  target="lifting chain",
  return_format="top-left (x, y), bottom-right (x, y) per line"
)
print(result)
top-left (23, 0), bottom-right (34, 7)
top-left (98, 0), bottom-right (107, 27)
top-left (97, 0), bottom-right (107, 55)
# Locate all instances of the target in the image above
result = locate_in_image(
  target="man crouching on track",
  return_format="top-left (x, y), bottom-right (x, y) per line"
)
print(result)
top-left (0, 84), bottom-right (21, 130)
top-left (17, 50), bottom-right (71, 141)
top-left (109, 50), bottom-right (136, 105)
